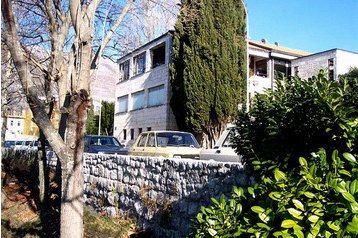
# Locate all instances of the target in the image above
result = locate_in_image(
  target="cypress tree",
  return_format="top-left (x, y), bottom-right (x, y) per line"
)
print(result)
top-left (170, 0), bottom-right (247, 147)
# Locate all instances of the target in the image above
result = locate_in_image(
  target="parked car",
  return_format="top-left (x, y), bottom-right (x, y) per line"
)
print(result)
top-left (14, 140), bottom-right (38, 152)
top-left (84, 135), bottom-right (128, 155)
top-left (200, 125), bottom-right (242, 163)
top-left (129, 131), bottom-right (201, 159)
top-left (4, 140), bottom-right (16, 149)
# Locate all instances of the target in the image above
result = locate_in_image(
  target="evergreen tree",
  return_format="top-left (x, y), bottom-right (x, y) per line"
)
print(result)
top-left (170, 0), bottom-right (247, 147)
top-left (100, 101), bottom-right (114, 135)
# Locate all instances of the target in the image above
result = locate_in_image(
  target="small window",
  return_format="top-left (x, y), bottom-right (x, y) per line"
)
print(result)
top-left (133, 52), bottom-right (146, 75)
top-left (130, 129), bottom-right (134, 140)
top-left (123, 129), bottom-right (127, 140)
top-left (328, 58), bottom-right (334, 81)
top-left (294, 66), bottom-right (299, 76)
top-left (132, 90), bottom-right (145, 110)
top-left (117, 95), bottom-right (128, 113)
top-left (148, 85), bottom-right (165, 107)
top-left (138, 128), bottom-right (142, 134)
top-left (137, 134), bottom-right (147, 147)
top-left (147, 127), bottom-right (151, 131)
top-left (151, 43), bottom-right (166, 69)
top-left (255, 59), bottom-right (268, 77)
top-left (10, 120), bottom-right (13, 126)
top-left (119, 60), bottom-right (130, 81)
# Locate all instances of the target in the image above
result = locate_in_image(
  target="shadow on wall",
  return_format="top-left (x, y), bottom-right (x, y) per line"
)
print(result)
top-left (83, 155), bottom-right (253, 238)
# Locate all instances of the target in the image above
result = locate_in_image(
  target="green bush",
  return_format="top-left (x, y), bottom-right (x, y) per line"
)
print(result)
top-left (233, 70), bottom-right (357, 178)
top-left (190, 70), bottom-right (358, 237)
top-left (190, 150), bottom-right (358, 237)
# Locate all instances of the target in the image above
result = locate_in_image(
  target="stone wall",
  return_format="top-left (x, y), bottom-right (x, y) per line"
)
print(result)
top-left (84, 154), bottom-right (252, 237)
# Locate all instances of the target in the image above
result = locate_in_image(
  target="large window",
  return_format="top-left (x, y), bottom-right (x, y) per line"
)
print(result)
top-left (117, 95), bottom-right (128, 113)
top-left (151, 43), bottom-right (166, 69)
top-left (133, 52), bottom-right (146, 75)
top-left (119, 60), bottom-right (130, 81)
top-left (132, 90), bottom-right (145, 110)
top-left (148, 85), bottom-right (165, 107)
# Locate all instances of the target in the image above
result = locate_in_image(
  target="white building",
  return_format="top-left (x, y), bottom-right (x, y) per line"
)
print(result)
top-left (114, 33), bottom-right (311, 146)
top-left (248, 40), bottom-right (310, 96)
top-left (291, 49), bottom-right (358, 81)
top-left (114, 33), bottom-right (176, 146)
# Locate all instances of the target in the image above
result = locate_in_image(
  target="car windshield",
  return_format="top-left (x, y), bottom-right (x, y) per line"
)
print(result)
top-left (88, 136), bottom-right (122, 147)
top-left (156, 132), bottom-right (199, 148)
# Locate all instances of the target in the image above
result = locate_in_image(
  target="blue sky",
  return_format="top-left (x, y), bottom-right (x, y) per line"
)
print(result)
top-left (245, 0), bottom-right (358, 53)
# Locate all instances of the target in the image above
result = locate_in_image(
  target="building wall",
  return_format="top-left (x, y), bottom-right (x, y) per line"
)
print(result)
top-left (114, 34), bottom-right (177, 147)
top-left (291, 49), bottom-right (358, 80)
top-left (336, 50), bottom-right (358, 76)
top-left (84, 154), bottom-right (251, 237)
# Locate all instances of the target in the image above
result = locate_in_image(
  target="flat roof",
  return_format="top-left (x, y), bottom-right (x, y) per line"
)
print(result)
top-left (249, 40), bottom-right (311, 57)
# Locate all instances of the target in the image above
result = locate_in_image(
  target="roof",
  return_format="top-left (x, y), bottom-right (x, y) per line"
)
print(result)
top-left (249, 40), bottom-right (311, 57)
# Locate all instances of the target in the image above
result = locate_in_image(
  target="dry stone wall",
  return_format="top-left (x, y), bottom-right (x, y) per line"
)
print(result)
top-left (84, 154), bottom-right (253, 237)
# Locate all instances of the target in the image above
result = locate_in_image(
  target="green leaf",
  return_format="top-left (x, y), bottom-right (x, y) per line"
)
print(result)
top-left (327, 221), bottom-right (340, 231)
top-left (292, 199), bottom-right (305, 211)
top-left (274, 169), bottom-right (287, 181)
top-left (343, 152), bottom-right (356, 163)
top-left (259, 212), bottom-right (270, 223)
top-left (303, 192), bottom-right (315, 199)
top-left (299, 157), bottom-right (308, 168)
top-left (308, 215), bottom-right (319, 223)
top-left (350, 202), bottom-right (358, 213)
top-left (287, 208), bottom-right (303, 220)
top-left (281, 219), bottom-right (296, 228)
top-left (208, 228), bottom-right (217, 236)
top-left (342, 192), bottom-right (356, 203)
top-left (269, 192), bottom-right (281, 201)
top-left (251, 206), bottom-right (265, 214)
top-left (338, 169), bottom-right (351, 177)
top-left (257, 223), bottom-right (270, 230)
top-left (346, 216), bottom-right (358, 234)
top-left (350, 180), bottom-right (358, 194)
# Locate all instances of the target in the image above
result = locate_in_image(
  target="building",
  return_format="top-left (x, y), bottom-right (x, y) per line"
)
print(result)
top-left (291, 49), bottom-right (358, 81)
top-left (248, 39), bottom-right (310, 96)
top-left (114, 34), bottom-right (310, 146)
top-left (90, 58), bottom-right (119, 114)
top-left (114, 33), bottom-right (175, 146)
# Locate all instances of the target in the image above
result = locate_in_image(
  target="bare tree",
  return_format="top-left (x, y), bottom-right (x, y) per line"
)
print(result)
top-left (2, 0), bottom-right (133, 237)
top-left (2, 0), bottom-right (178, 236)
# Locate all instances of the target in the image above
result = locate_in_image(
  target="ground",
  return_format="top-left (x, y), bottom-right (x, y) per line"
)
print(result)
top-left (1, 166), bottom-right (139, 238)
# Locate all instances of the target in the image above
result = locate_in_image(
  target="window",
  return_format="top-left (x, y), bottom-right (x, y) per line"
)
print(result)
top-left (138, 128), bottom-right (142, 134)
top-left (133, 52), bottom-right (146, 75)
top-left (255, 59), bottom-right (267, 77)
top-left (147, 133), bottom-right (155, 147)
top-left (132, 90), bottom-right (145, 110)
top-left (328, 58), bottom-right (334, 81)
top-left (148, 85), bottom-right (165, 107)
top-left (147, 127), bottom-right (151, 131)
top-left (17, 122), bottom-right (20, 126)
top-left (123, 129), bottom-right (127, 140)
top-left (119, 60), bottom-right (130, 81)
top-left (117, 95), bottom-right (128, 113)
top-left (294, 66), bottom-right (299, 76)
top-left (130, 129), bottom-right (134, 140)
top-left (137, 134), bottom-right (147, 147)
top-left (151, 43), bottom-right (166, 69)
top-left (10, 120), bottom-right (13, 126)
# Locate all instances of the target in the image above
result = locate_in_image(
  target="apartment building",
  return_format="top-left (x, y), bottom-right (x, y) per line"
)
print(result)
top-left (114, 33), bottom-right (311, 146)
top-left (291, 49), bottom-right (358, 81)
top-left (114, 33), bottom-right (176, 146)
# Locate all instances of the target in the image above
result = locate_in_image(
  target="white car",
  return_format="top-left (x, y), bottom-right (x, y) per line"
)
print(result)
top-left (129, 131), bottom-right (201, 159)
top-left (200, 125), bottom-right (242, 163)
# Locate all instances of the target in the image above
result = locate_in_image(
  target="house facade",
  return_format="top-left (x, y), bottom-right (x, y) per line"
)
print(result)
top-left (248, 40), bottom-right (309, 97)
top-left (291, 49), bottom-right (358, 81)
top-left (114, 33), bottom-right (311, 146)
top-left (114, 33), bottom-right (176, 146)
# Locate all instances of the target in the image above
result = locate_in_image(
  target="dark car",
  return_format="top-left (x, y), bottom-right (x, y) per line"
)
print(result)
top-left (84, 135), bottom-right (128, 155)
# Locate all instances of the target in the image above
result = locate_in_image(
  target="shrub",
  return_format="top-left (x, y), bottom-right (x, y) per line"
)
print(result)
top-left (233, 71), bottom-right (357, 178)
top-left (190, 150), bottom-right (358, 237)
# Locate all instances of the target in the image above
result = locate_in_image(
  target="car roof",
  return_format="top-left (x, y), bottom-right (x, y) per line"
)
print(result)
top-left (140, 130), bottom-right (193, 134)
